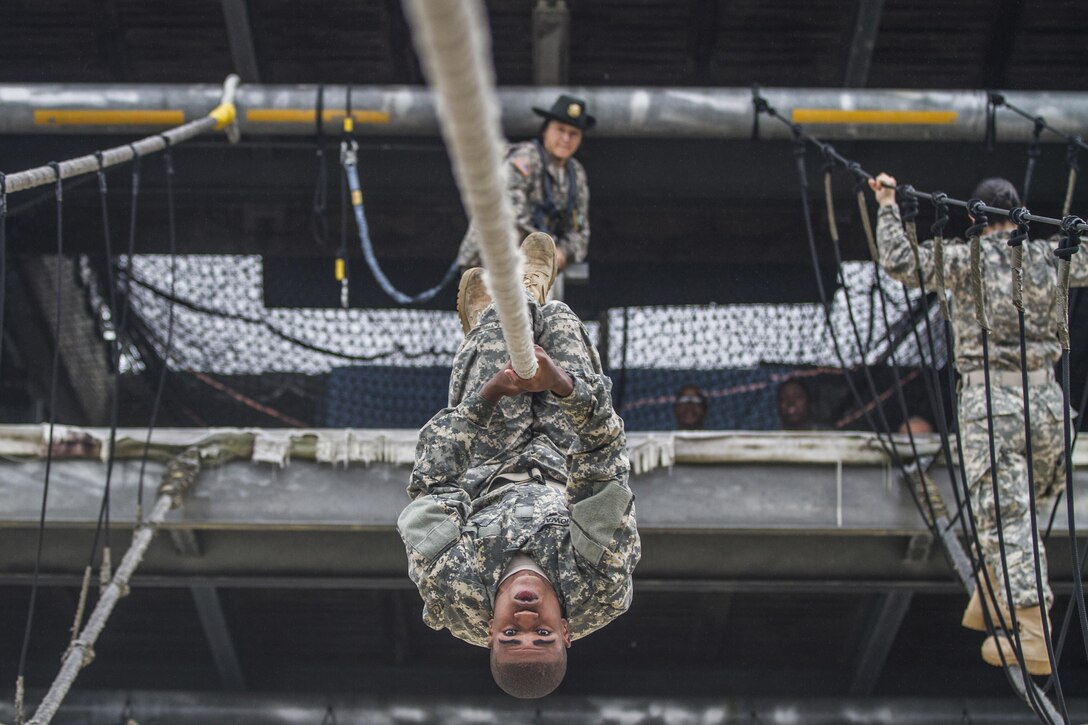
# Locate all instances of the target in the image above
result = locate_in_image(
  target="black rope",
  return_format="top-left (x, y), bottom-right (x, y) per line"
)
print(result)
top-left (312, 85), bottom-right (330, 250)
top-left (120, 144), bottom-right (145, 519)
top-left (985, 91), bottom-right (1001, 152)
top-left (136, 139), bottom-right (179, 520)
top-left (971, 196), bottom-right (1057, 720)
top-left (981, 332), bottom-right (1058, 722)
top-left (1022, 117), bottom-right (1046, 206)
top-left (996, 95), bottom-right (1088, 153)
top-left (15, 162), bottom-right (66, 702)
top-left (118, 270), bottom-right (455, 363)
top-left (615, 307), bottom-right (629, 413)
top-left (1054, 217), bottom-right (1088, 663)
top-left (787, 130), bottom-right (900, 465)
top-left (1007, 207), bottom-right (1069, 712)
top-left (824, 162), bottom-right (946, 535)
top-left (895, 186), bottom-right (973, 541)
top-left (751, 92), bottom-right (1066, 718)
top-left (0, 172), bottom-right (6, 381)
top-left (85, 151), bottom-right (122, 583)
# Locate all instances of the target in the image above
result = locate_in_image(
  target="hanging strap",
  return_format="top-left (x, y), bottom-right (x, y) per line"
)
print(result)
top-left (1021, 117), bottom-right (1045, 205)
top-left (340, 142), bottom-right (460, 305)
top-left (1063, 139), bottom-right (1081, 218)
top-left (965, 199), bottom-right (991, 332)
top-left (1054, 215), bottom-right (1083, 350)
top-left (929, 193), bottom-right (951, 321)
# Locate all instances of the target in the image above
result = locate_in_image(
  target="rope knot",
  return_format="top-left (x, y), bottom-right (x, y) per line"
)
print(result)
top-left (899, 185), bottom-right (919, 221)
top-left (1055, 215), bottom-right (1084, 260)
top-left (1007, 207), bottom-right (1030, 247)
top-left (965, 198), bottom-right (988, 238)
top-left (930, 192), bottom-right (950, 236)
top-left (1067, 139), bottom-right (1082, 171)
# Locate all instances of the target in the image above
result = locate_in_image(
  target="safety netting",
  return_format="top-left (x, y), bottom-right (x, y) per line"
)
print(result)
top-left (105, 253), bottom-right (941, 432)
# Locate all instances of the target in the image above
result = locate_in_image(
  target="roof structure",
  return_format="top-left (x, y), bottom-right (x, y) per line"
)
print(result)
top-left (3, 1), bottom-right (1088, 721)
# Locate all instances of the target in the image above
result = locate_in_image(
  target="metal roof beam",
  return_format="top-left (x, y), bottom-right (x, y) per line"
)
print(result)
top-left (191, 585), bottom-right (248, 691)
top-left (7, 85), bottom-right (1088, 142)
top-left (532, 0), bottom-right (569, 85)
top-left (92, 0), bottom-right (128, 81)
top-left (843, 0), bottom-right (885, 88)
top-left (221, 0), bottom-right (261, 83)
top-left (982, 0), bottom-right (1025, 90)
top-left (848, 590), bottom-right (912, 695)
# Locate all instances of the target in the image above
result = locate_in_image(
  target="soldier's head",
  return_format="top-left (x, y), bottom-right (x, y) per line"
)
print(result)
top-left (533, 94), bottom-right (594, 163)
top-left (970, 178), bottom-right (1021, 231)
top-left (777, 378), bottom-right (812, 430)
top-left (487, 569), bottom-right (570, 698)
top-left (673, 385), bottom-right (708, 430)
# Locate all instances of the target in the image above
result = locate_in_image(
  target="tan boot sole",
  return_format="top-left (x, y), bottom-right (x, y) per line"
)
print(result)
top-left (981, 636), bottom-right (1052, 676)
top-left (456, 269), bottom-right (479, 334)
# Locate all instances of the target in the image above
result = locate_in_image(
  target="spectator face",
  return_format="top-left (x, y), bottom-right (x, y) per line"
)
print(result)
top-left (778, 381), bottom-right (810, 429)
top-left (542, 121), bottom-right (583, 162)
top-left (674, 386), bottom-right (707, 430)
top-left (899, 416), bottom-right (934, 435)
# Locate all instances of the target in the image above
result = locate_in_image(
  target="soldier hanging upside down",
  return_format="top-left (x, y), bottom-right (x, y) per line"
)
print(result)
top-left (398, 232), bottom-right (640, 698)
top-left (870, 173), bottom-right (1088, 676)
top-left (457, 94), bottom-right (594, 272)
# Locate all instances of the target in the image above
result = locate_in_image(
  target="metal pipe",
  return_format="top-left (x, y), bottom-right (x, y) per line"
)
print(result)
top-left (4, 84), bottom-right (1088, 141)
top-left (3, 692), bottom-right (1087, 724)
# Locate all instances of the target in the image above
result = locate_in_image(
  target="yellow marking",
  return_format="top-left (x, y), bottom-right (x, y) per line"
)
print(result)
top-left (351, 190), bottom-right (363, 205)
top-left (34, 110), bottom-right (185, 127)
top-left (335, 258), bottom-right (346, 281)
top-left (791, 109), bottom-right (958, 125)
top-left (209, 102), bottom-right (236, 129)
top-left (246, 109), bottom-right (391, 124)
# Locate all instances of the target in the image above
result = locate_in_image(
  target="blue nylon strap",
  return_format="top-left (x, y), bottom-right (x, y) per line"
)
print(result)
top-left (341, 156), bottom-right (460, 305)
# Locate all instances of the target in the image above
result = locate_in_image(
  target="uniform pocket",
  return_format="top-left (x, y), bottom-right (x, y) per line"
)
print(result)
top-left (397, 497), bottom-right (462, 564)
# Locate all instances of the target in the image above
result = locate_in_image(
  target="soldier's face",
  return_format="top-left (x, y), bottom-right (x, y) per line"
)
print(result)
top-left (542, 121), bottom-right (583, 162)
top-left (487, 570), bottom-right (570, 660)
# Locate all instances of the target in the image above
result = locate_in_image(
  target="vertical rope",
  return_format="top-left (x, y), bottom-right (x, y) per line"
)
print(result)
top-left (1062, 144), bottom-right (1079, 218)
top-left (1055, 215), bottom-right (1088, 661)
top-left (1007, 210), bottom-right (1068, 709)
top-left (136, 141), bottom-right (178, 517)
top-left (27, 446), bottom-right (209, 725)
top-left (401, 0), bottom-right (537, 378)
top-left (0, 172), bottom-right (7, 380)
top-left (14, 163), bottom-right (66, 725)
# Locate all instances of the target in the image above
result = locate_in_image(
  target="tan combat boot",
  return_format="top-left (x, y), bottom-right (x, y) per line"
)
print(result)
top-left (962, 567), bottom-right (1010, 632)
top-left (457, 267), bottom-right (492, 335)
top-left (520, 232), bottom-right (557, 305)
top-left (981, 604), bottom-right (1052, 675)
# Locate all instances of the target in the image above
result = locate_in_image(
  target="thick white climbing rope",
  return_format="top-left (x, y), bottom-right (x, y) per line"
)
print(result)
top-left (401, 0), bottom-right (538, 379)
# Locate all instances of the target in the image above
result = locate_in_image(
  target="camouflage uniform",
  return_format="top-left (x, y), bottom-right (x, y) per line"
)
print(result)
top-left (877, 205), bottom-right (1088, 608)
top-left (457, 140), bottom-right (590, 268)
top-left (397, 295), bottom-right (639, 646)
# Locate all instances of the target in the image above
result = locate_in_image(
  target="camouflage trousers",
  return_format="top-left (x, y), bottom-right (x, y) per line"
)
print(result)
top-left (959, 381), bottom-right (1066, 609)
top-left (446, 293), bottom-right (602, 501)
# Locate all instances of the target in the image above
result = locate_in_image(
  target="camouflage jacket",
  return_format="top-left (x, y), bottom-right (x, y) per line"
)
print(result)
top-left (876, 204), bottom-right (1088, 373)
top-left (398, 305), bottom-right (637, 647)
top-left (457, 140), bottom-right (590, 267)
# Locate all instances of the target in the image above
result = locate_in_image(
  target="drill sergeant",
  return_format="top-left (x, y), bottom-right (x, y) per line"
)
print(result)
top-left (398, 233), bottom-right (639, 698)
top-left (457, 95), bottom-right (593, 272)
